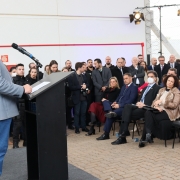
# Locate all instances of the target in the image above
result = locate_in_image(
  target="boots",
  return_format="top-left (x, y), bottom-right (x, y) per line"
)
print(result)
top-left (13, 140), bottom-right (19, 149)
top-left (86, 125), bottom-right (95, 136)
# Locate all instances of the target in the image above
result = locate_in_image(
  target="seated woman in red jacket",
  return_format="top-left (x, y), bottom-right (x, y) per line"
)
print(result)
top-left (87, 77), bottom-right (120, 136)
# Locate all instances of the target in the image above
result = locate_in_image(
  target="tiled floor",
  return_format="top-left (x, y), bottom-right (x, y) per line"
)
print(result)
top-left (8, 123), bottom-right (180, 180)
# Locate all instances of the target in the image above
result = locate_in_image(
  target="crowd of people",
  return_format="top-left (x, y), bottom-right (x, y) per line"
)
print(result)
top-left (7, 54), bottom-right (180, 149)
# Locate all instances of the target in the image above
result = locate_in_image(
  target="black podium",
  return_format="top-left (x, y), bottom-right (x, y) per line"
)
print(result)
top-left (25, 72), bottom-right (73, 180)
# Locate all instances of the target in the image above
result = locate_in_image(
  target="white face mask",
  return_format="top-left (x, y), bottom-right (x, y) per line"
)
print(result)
top-left (11, 73), bottom-right (16, 77)
top-left (147, 77), bottom-right (154, 84)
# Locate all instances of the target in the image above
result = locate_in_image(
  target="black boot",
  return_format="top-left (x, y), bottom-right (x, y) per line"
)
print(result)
top-left (13, 140), bottom-right (19, 149)
top-left (111, 132), bottom-right (127, 145)
top-left (85, 125), bottom-right (95, 136)
top-left (96, 132), bottom-right (109, 140)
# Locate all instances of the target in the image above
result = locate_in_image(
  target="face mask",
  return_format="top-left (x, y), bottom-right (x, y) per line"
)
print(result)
top-left (147, 77), bottom-right (154, 84)
top-left (11, 73), bottom-right (16, 77)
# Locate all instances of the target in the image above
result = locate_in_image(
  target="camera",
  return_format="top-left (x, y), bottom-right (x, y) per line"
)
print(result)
top-left (81, 88), bottom-right (89, 96)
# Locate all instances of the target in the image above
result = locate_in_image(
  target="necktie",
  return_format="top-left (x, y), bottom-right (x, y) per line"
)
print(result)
top-left (161, 65), bottom-right (163, 71)
top-left (140, 86), bottom-right (151, 102)
top-left (126, 85), bottom-right (128, 88)
top-left (171, 64), bottom-right (173, 68)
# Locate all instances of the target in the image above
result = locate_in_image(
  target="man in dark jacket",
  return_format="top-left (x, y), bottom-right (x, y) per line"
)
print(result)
top-left (129, 57), bottom-right (145, 86)
top-left (154, 56), bottom-right (170, 85)
top-left (111, 71), bottom-right (160, 146)
top-left (68, 62), bottom-right (89, 134)
top-left (92, 58), bottom-right (112, 102)
top-left (65, 60), bottom-right (75, 71)
top-left (96, 73), bottom-right (138, 140)
top-left (104, 56), bottom-right (115, 69)
top-left (86, 59), bottom-right (95, 77)
top-left (111, 58), bottom-right (129, 88)
top-left (12, 63), bottom-right (27, 148)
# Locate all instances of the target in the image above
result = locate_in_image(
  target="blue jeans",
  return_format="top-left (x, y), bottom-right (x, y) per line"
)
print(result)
top-left (0, 118), bottom-right (12, 176)
top-left (74, 101), bottom-right (87, 129)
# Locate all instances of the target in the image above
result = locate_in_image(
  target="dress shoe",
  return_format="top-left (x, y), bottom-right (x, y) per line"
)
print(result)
top-left (96, 133), bottom-right (109, 140)
top-left (13, 141), bottom-right (19, 149)
top-left (82, 127), bottom-right (89, 132)
top-left (125, 131), bottom-right (130, 136)
top-left (111, 136), bottom-right (127, 145)
top-left (146, 133), bottom-right (153, 143)
top-left (105, 112), bottom-right (117, 118)
top-left (75, 128), bottom-right (80, 134)
top-left (23, 141), bottom-right (27, 147)
top-left (68, 125), bottom-right (75, 130)
top-left (139, 139), bottom-right (145, 148)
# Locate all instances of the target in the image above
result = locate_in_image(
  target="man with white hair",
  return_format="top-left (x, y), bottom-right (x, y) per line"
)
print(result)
top-left (168, 55), bottom-right (180, 78)
top-left (128, 57), bottom-right (145, 86)
top-left (148, 57), bottom-right (157, 70)
top-left (104, 56), bottom-right (114, 69)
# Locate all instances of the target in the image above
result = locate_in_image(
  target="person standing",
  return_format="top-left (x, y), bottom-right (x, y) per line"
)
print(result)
top-left (129, 57), bottom-right (145, 86)
top-left (0, 60), bottom-right (32, 176)
top-left (12, 64), bottom-right (27, 148)
top-left (68, 62), bottom-right (89, 133)
top-left (104, 56), bottom-right (115, 69)
top-left (111, 58), bottom-right (129, 88)
top-left (168, 55), bottom-right (180, 78)
top-left (148, 57), bottom-right (157, 70)
top-left (65, 60), bottom-right (75, 71)
top-left (86, 59), bottom-right (95, 77)
top-left (92, 58), bottom-right (112, 102)
top-left (154, 56), bottom-right (170, 85)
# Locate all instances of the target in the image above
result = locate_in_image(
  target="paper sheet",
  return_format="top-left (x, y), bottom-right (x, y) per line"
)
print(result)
top-left (31, 81), bottom-right (50, 93)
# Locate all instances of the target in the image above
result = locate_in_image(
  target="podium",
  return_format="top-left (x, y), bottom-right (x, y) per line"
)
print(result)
top-left (25, 72), bottom-right (73, 180)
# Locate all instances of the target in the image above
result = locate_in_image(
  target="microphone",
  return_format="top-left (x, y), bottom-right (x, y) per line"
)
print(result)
top-left (11, 43), bottom-right (42, 68)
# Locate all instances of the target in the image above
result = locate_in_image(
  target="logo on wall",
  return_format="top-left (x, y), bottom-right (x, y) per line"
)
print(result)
top-left (1, 55), bottom-right (8, 62)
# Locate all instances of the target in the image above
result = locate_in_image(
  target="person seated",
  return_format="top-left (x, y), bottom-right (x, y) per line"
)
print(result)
top-left (96, 73), bottom-right (138, 140)
top-left (139, 75), bottom-right (180, 148)
top-left (160, 74), bottom-right (167, 87)
top-left (87, 77), bottom-right (120, 136)
top-left (26, 67), bottom-right (38, 85)
top-left (111, 70), bottom-right (161, 145)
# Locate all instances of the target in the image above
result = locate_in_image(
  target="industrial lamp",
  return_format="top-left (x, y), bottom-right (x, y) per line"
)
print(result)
top-left (129, 12), bottom-right (145, 24)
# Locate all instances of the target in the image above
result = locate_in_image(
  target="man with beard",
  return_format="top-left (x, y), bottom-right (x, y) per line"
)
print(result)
top-left (86, 59), bottom-right (95, 77)
top-left (65, 60), bottom-right (75, 71)
top-left (104, 56), bottom-right (114, 69)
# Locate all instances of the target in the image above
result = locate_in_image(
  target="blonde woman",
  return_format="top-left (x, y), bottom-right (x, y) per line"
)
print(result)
top-left (87, 77), bottom-right (120, 136)
top-left (47, 60), bottom-right (60, 75)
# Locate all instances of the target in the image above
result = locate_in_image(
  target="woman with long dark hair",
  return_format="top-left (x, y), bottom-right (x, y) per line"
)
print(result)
top-left (139, 75), bottom-right (180, 147)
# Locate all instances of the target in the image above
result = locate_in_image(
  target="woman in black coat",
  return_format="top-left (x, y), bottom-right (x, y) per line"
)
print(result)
top-left (26, 67), bottom-right (38, 85)
top-left (87, 77), bottom-right (121, 135)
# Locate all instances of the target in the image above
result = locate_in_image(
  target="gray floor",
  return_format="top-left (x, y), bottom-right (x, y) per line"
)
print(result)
top-left (0, 148), bottom-right (99, 180)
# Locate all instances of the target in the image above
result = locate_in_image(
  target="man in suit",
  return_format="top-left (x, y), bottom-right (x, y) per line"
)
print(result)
top-left (68, 62), bottom-right (89, 134)
top-left (104, 56), bottom-right (115, 69)
top-left (148, 57), bottom-right (157, 70)
top-left (168, 55), bottom-right (180, 78)
top-left (154, 56), bottom-right (170, 85)
top-left (96, 73), bottom-right (138, 140)
top-left (111, 58), bottom-right (129, 88)
top-left (0, 60), bottom-right (32, 176)
top-left (92, 58), bottom-right (112, 102)
top-left (111, 70), bottom-right (160, 145)
top-left (129, 57), bottom-right (145, 86)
